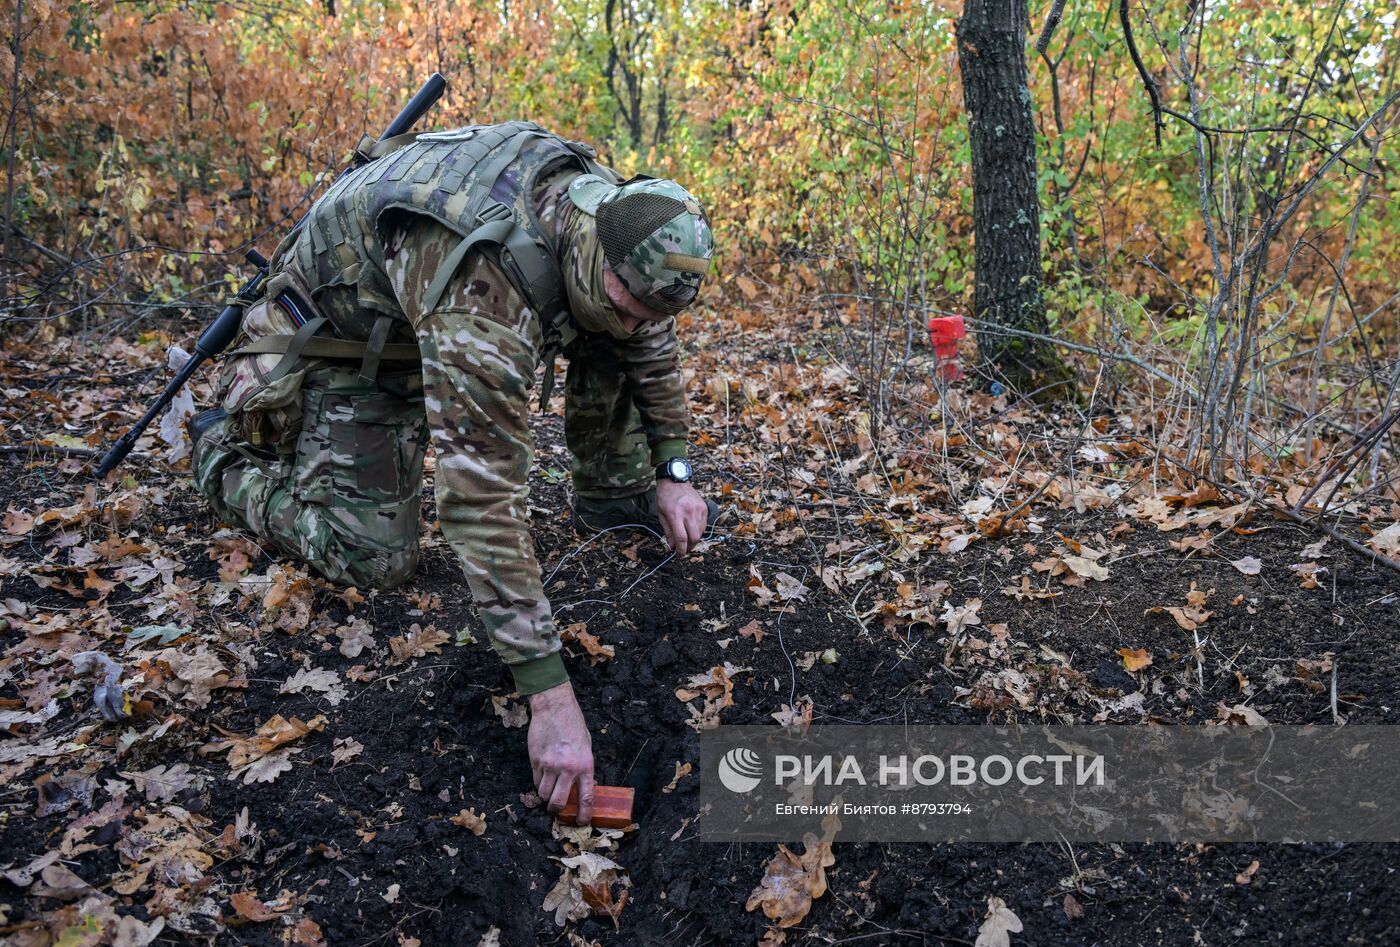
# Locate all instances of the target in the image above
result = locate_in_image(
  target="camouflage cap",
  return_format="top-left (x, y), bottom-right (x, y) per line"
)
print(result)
top-left (567, 174), bottom-right (714, 316)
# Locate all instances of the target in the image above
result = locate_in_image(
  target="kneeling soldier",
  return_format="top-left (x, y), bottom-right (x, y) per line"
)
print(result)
top-left (188, 122), bottom-right (716, 824)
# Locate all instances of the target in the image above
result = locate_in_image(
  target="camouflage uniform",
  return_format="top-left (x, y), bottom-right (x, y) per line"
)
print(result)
top-left (191, 124), bottom-right (710, 695)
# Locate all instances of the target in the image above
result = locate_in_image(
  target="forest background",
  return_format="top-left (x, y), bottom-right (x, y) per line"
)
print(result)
top-left (6, 0), bottom-right (1400, 496)
top-left (3, 1), bottom-right (1400, 943)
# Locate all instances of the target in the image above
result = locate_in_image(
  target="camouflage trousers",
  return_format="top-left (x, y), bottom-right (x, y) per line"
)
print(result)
top-left (191, 344), bottom-right (655, 590)
top-left (563, 330), bottom-right (657, 500)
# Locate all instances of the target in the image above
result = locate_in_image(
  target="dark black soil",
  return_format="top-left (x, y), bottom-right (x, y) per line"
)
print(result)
top-left (3, 410), bottom-right (1400, 946)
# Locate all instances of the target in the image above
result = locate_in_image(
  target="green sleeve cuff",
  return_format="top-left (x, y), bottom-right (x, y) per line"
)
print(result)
top-left (510, 651), bottom-right (569, 696)
top-left (651, 438), bottom-right (688, 466)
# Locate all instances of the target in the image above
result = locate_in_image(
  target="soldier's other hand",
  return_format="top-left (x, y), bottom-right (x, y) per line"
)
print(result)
top-left (656, 479), bottom-right (708, 556)
top-left (527, 680), bottom-right (596, 824)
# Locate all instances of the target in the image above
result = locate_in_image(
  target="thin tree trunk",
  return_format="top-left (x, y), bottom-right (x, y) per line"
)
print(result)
top-left (3, 0), bottom-right (24, 295)
top-left (957, 0), bottom-right (1075, 399)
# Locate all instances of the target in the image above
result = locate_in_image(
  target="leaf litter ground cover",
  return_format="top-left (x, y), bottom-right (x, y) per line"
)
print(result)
top-left (2, 333), bottom-right (1400, 945)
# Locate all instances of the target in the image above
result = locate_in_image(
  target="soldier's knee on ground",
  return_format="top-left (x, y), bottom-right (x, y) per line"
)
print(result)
top-left (189, 409), bottom-right (233, 502)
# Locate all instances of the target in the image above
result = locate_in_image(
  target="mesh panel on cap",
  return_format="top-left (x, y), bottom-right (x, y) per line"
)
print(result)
top-left (596, 192), bottom-right (688, 268)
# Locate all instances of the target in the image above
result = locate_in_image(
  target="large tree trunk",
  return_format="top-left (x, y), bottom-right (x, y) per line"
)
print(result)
top-left (956, 0), bottom-right (1076, 399)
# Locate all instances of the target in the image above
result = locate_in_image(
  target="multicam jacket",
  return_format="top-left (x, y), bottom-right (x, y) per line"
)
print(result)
top-left (265, 124), bottom-right (692, 693)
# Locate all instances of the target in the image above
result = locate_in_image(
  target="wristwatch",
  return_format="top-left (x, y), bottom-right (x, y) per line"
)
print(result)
top-left (656, 457), bottom-right (693, 483)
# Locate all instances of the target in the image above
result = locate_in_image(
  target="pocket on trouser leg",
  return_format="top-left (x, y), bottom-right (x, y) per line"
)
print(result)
top-left (323, 506), bottom-right (421, 589)
top-left (218, 462), bottom-right (285, 538)
top-left (288, 368), bottom-right (426, 586)
top-left (190, 420), bottom-right (286, 533)
top-left (190, 418), bottom-right (236, 504)
top-left (252, 463), bottom-right (420, 590)
top-left (292, 369), bottom-right (425, 506)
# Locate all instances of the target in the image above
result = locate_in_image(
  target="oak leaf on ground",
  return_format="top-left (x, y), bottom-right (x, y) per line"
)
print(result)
top-left (561, 622), bottom-right (615, 665)
top-left (746, 817), bottom-right (839, 929)
top-left (389, 624), bottom-right (450, 664)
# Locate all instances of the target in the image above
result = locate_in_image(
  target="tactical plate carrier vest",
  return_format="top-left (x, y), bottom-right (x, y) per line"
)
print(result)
top-left (222, 122), bottom-right (614, 448)
top-left (280, 120), bottom-right (615, 326)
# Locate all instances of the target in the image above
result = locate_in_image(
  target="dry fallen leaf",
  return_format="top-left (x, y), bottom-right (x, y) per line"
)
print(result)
top-left (1218, 702), bottom-right (1269, 727)
top-left (974, 896), bottom-right (1024, 947)
top-left (771, 696), bottom-right (814, 733)
top-left (748, 564), bottom-right (775, 607)
top-left (1299, 537), bottom-right (1329, 559)
top-left (229, 891), bottom-right (283, 922)
top-left (491, 695), bottom-right (529, 728)
top-left (291, 917), bottom-right (326, 947)
top-left (233, 748), bottom-right (296, 784)
top-left (32, 861), bottom-right (99, 901)
top-left (561, 622), bottom-right (615, 665)
top-left (390, 623), bottom-right (450, 664)
top-left (738, 619), bottom-right (766, 643)
top-left (1117, 648), bottom-right (1153, 672)
top-left (1368, 522), bottom-right (1400, 558)
top-left (202, 714), bottom-right (326, 769)
top-left (1, 850), bottom-right (61, 888)
top-left (1002, 575), bottom-right (1060, 601)
top-left (279, 666), bottom-right (347, 706)
top-left (774, 572), bottom-right (810, 602)
top-left (1289, 561), bottom-right (1326, 589)
top-left (1146, 585), bottom-right (1213, 630)
top-left (125, 762), bottom-right (199, 802)
top-left (746, 816), bottom-right (840, 929)
top-left (675, 663), bottom-right (750, 730)
top-left (450, 808), bottom-right (487, 836)
top-left (3, 508), bottom-right (35, 535)
top-left (259, 564), bottom-right (316, 634)
top-left (112, 915), bottom-right (165, 946)
top-left (1230, 555), bottom-right (1263, 576)
top-left (941, 598), bottom-right (983, 637)
top-left (662, 761), bottom-right (693, 793)
top-left (336, 617), bottom-right (376, 658)
top-left (745, 838), bottom-right (835, 927)
top-left (1062, 555), bottom-right (1109, 581)
top-left (332, 737), bottom-right (364, 767)
top-left (542, 851), bottom-right (630, 927)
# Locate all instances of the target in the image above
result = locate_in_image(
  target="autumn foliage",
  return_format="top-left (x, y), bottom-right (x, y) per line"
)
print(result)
top-left (4, 0), bottom-right (1396, 329)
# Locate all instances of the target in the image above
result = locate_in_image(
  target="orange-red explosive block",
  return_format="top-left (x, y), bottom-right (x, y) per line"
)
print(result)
top-left (558, 784), bottom-right (635, 829)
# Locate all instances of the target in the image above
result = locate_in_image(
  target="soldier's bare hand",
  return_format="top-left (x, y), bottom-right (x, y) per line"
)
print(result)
top-left (527, 680), bottom-right (596, 824)
top-left (656, 479), bottom-right (709, 556)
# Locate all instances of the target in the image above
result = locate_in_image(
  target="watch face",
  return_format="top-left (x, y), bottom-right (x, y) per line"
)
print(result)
top-left (665, 458), bottom-right (692, 481)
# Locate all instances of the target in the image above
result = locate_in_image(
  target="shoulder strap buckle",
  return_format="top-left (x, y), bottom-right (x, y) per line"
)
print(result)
top-left (355, 131), bottom-right (421, 164)
top-left (478, 201), bottom-right (513, 224)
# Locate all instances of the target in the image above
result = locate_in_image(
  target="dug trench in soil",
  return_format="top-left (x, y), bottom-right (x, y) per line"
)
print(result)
top-left (2, 412), bottom-right (1400, 946)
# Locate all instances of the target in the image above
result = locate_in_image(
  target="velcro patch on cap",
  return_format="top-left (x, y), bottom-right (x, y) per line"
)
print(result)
top-left (663, 252), bottom-right (711, 275)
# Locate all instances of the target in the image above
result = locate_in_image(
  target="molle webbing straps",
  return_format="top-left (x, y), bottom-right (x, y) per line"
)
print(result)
top-left (537, 308), bottom-right (577, 412)
top-left (501, 214), bottom-right (567, 324)
top-left (422, 202), bottom-right (515, 315)
top-left (231, 332), bottom-right (420, 365)
top-left (359, 315), bottom-right (394, 383)
top-left (354, 131), bottom-right (421, 164)
top-left (266, 317), bottom-right (330, 386)
top-left (539, 337), bottom-right (561, 411)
